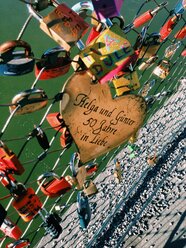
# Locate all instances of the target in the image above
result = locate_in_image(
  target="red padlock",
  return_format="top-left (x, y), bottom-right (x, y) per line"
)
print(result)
top-left (174, 26), bottom-right (186, 39)
top-left (46, 112), bottom-right (64, 132)
top-left (6, 239), bottom-right (30, 248)
top-left (60, 127), bottom-right (73, 148)
top-left (181, 50), bottom-right (186, 56)
top-left (86, 23), bottom-right (103, 45)
top-left (0, 142), bottom-right (24, 175)
top-left (0, 171), bottom-right (17, 189)
top-left (12, 185), bottom-right (42, 222)
top-left (0, 217), bottom-right (22, 240)
top-left (37, 172), bottom-right (72, 198)
top-left (85, 162), bottom-right (98, 176)
top-left (160, 15), bottom-right (181, 41)
top-left (0, 203), bottom-right (22, 240)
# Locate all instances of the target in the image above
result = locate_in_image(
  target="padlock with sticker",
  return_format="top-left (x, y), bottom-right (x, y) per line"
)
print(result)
top-left (27, 2), bottom-right (89, 51)
top-left (83, 179), bottom-right (98, 197)
top-left (0, 40), bottom-right (35, 76)
top-left (35, 46), bottom-right (71, 79)
top-left (11, 183), bottom-right (43, 222)
top-left (153, 59), bottom-right (171, 79)
top-left (79, 23), bottom-right (134, 84)
top-left (37, 171), bottom-right (72, 198)
top-left (112, 70), bottom-right (140, 96)
top-left (0, 204), bottom-right (22, 240)
top-left (0, 142), bottom-right (24, 175)
top-left (139, 33), bottom-right (161, 59)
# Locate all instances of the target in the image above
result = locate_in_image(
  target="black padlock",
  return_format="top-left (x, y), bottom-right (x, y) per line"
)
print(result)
top-left (0, 40), bottom-right (35, 76)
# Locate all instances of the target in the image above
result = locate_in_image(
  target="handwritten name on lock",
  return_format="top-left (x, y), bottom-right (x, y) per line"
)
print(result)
top-left (80, 24), bottom-right (134, 82)
top-left (60, 72), bottom-right (147, 163)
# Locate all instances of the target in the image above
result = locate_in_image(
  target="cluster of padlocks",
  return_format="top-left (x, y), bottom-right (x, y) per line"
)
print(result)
top-left (0, 0), bottom-right (185, 247)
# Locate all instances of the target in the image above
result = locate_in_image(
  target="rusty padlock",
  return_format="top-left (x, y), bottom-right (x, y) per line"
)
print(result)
top-left (27, 2), bottom-right (89, 51)
top-left (83, 179), bottom-right (98, 197)
top-left (35, 46), bottom-right (71, 79)
top-left (37, 171), bottom-right (72, 198)
top-left (11, 183), bottom-right (43, 222)
top-left (153, 59), bottom-right (171, 79)
top-left (79, 23), bottom-right (134, 84)
top-left (112, 70), bottom-right (140, 96)
top-left (0, 141), bottom-right (24, 175)
top-left (0, 40), bottom-right (35, 76)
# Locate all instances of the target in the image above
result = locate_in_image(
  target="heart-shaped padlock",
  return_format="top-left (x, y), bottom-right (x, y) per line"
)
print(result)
top-left (35, 46), bottom-right (71, 80)
top-left (0, 40), bottom-right (35, 76)
top-left (60, 71), bottom-right (147, 163)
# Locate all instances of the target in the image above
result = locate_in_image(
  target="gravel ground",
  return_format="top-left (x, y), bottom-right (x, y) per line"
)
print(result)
top-left (37, 78), bottom-right (186, 248)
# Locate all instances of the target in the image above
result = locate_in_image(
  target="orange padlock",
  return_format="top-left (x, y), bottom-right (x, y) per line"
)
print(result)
top-left (37, 172), bottom-right (72, 198)
top-left (12, 186), bottom-right (42, 222)
top-left (0, 142), bottom-right (24, 175)
top-left (6, 239), bottom-right (30, 248)
top-left (46, 112), bottom-right (64, 132)
top-left (0, 171), bottom-right (17, 189)
top-left (60, 126), bottom-right (73, 148)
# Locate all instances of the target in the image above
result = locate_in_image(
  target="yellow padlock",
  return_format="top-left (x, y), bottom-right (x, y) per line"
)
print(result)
top-left (112, 71), bottom-right (140, 96)
top-left (79, 24), bottom-right (134, 83)
top-left (139, 33), bottom-right (160, 59)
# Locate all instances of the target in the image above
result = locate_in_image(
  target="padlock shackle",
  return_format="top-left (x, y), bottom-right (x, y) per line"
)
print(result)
top-left (72, 1), bottom-right (94, 15)
top-left (27, 4), bottom-right (42, 22)
top-left (37, 171), bottom-right (60, 185)
top-left (0, 40), bottom-right (32, 57)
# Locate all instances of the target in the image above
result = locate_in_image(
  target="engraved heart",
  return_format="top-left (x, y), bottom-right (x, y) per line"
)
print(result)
top-left (60, 71), bottom-right (147, 163)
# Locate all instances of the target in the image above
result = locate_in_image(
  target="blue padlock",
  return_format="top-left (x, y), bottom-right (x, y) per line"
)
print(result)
top-left (35, 46), bottom-right (71, 80)
top-left (0, 40), bottom-right (35, 76)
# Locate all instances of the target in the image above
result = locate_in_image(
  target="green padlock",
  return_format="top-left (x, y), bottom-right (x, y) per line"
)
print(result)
top-left (79, 24), bottom-right (134, 84)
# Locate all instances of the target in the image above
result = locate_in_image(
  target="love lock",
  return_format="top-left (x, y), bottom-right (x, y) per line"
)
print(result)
top-left (0, 40), bottom-right (35, 76)
top-left (77, 191), bottom-right (91, 229)
top-left (79, 23), bottom-right (134, 84)
top-left (68, 152), bottom-right (87, 190)
top-left (6, 239), bottom-right (30, 248)
top-left (139, 33), bottom-right (161, 59)
top-left (175, 26), bottom-right (186, 40)
top-left (35, 46), bottom-right (71, 80)
top-left (27, 2), bottom-right (89, 51)
top-left (0, 141), bottom-right (25, 175)
top-left (11, 183), bottom-right (43, 222)
top-left (29, 126), bottom-right (49, 150)
top-left (9, 88), bottom-right (48, 115)
top-left (113, 158), bottom-right (122, 183)
top-left (164, 41), bottom-right (181, 58)
top-left (91, 0), bottom-right (124, 20)
top-left (83, 179), bottom-right (98, 197)
top-left (112, 71), bottom-right (140, 96)
top-left (46, 112), bottom-right (64, 131)
top-left (0, 204), bottom-right (22, 240)
top-left (85, 162), bottom-right (98, 176)
top-left (138, 55), bottom-right (158, 71)
top-left (153, 59), bottom-right (171, 79)
top-left (37, 171), bottom-right (72, 198)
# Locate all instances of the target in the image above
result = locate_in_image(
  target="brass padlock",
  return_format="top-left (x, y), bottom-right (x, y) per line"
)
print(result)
top-left (139, 33), bottom-right (161, 59)
top-left (83, 179), bottom-right (98, 197)
top-left (138, 55), bottom-right (158, 71)
top-left (27, 2), bottom-right (89, 51)
top-left (113, 159), bottom-right (122, 183)
top-left (153, 60), bottom-right (171, 79)
top-left (79, 24), bottom-right (134, 83)
top-left (112, 71), bottom-right (140, 96)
